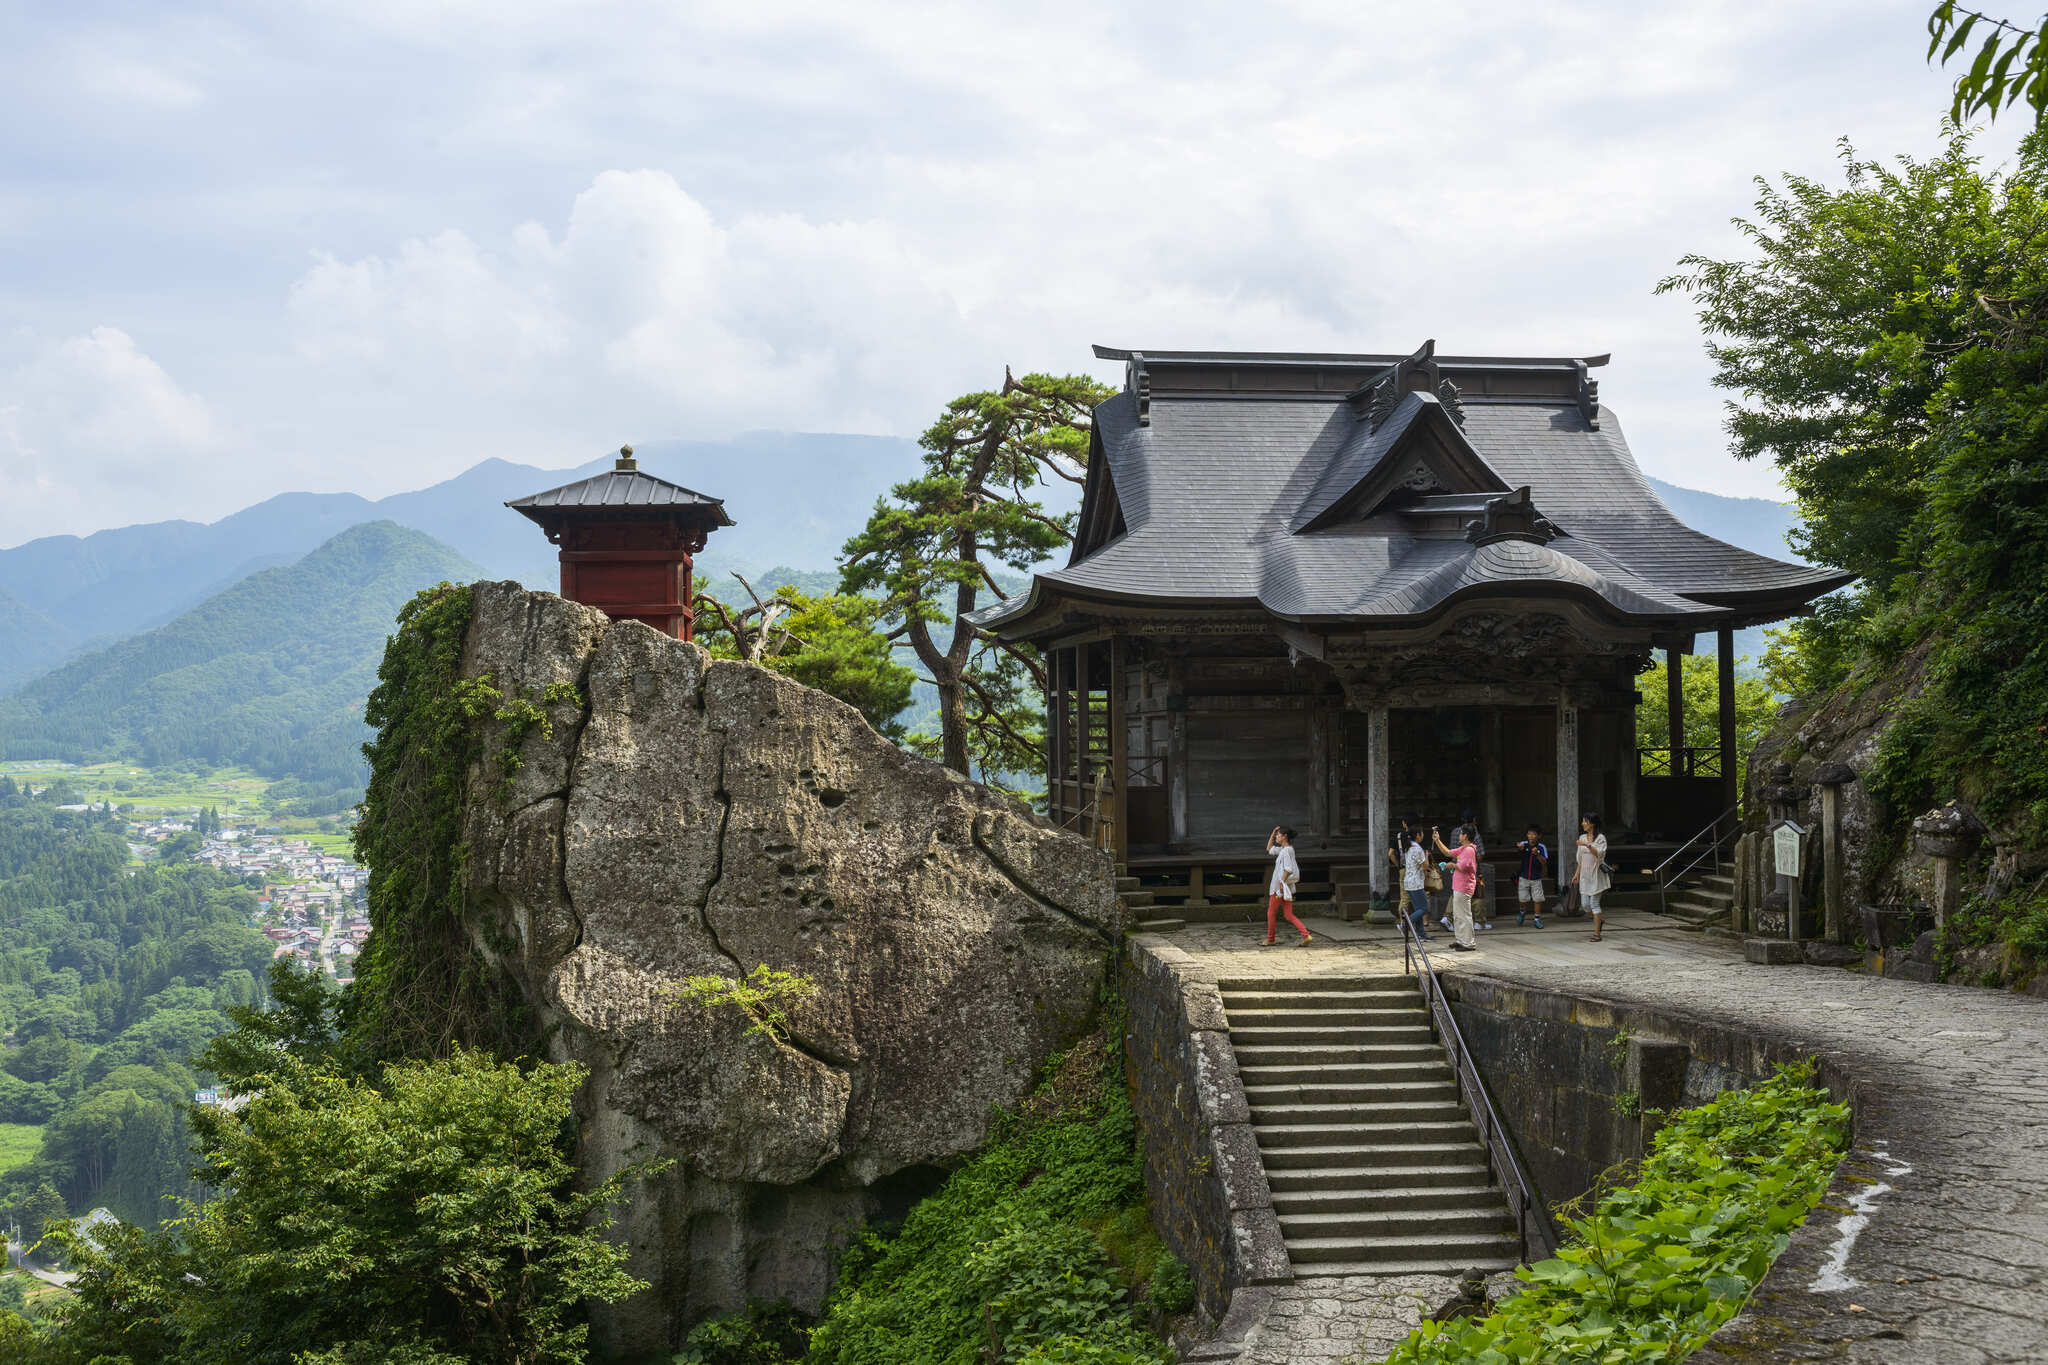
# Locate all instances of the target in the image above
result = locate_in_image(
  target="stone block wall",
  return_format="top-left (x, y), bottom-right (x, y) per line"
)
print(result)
top-left (1442, 975), bottom-right (1791, 1213)
top-left (1121, 936), bottom-right (1292, 1321)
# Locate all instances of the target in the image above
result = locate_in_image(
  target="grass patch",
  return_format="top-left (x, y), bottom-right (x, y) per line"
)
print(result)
top-left (1374, 1061), bottom-right (1848, 1365)
top-left (0, 1124), bottom-right (42, 1177)
top-left (799, 1003), bottom-right (1180, 1365)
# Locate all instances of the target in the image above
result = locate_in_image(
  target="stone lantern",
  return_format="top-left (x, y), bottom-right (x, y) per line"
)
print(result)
top-left (507, 445), bottom-right (732, 641)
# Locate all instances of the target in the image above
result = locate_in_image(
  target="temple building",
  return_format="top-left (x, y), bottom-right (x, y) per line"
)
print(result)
top-left (968, 343), bottom-right (1850, 904)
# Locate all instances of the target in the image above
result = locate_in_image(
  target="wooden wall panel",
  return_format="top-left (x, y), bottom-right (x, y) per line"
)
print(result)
top-left (1186, 711), bottom-right (1311, 844)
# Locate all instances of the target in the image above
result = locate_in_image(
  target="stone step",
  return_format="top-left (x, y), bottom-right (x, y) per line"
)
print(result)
top-left (1295, 1254), bottom-right (1523, 1277)
top-left (1269, 1183), bottom-right (1503, 1217)
top-left (1224, 995), bottom-right (1430, 1018)
top-left (1228, 1024), bottom-right (1436, 1047)
top-left (1236, 1060), bottom-right (1455, 1089)
top-left (1698, 873), bottom-right (1736, 892)
top-left (1233, 1042), bottom-right (1446, 1066)
top-left (1220, 976), bottom-right (1413, 994)
top-left (1120, 890), bottom-right (1157, 908)
top-left (1255, 1120), bottom-right (1479, 1150)
top-left (1114, 876), bottom-right (1141, 893)
top-left (1279, 1205), bottom-right (1515, 1241)
top-left (1261, 1141), bottom-right (1489, 1171)
top-left (1134, 918), bottom-right (1187, 934)
top-left (1222, 1005), bottom-right (1433, 1027)
top-left (1263, 1161), bottom-right (1496, 1193)
top-left (1249, 1099), bottom-right (1468, 1127)
top-left (1244, 1080), bottom-right (1461, 1107)
top-left (1286, 1230), bottom-right (1522, 1266)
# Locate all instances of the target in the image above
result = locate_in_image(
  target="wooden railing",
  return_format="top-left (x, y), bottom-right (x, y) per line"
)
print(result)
top-left (1637, 746), bottom-right (1724, 778)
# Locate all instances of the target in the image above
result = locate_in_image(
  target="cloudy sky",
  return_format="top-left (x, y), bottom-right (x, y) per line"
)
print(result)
top-left (0, 1), bottom-right (2025, 546)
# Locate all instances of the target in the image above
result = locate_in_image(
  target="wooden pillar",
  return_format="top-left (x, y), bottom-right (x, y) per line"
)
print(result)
top-left (1367, 706), bottom-right (1390, 897)
top-left (1716, 626), bottom-right (1738, 817)
top-left (1167, 662), bottom-right (1189, 849)
top-left (1556, 693), bottom-right (1580, 861)
top-left (1665, 643), bottom-right (1686, 773)
top-left (1307, 705), bottom-right (1332, 848)
top-left (1481, 710), bottom-right (1503, 840)
top-left (1107, 637), bottom-right (1128, 862)
top-left (1075, 644), bottom-right (1092, 825)
top-left (1619, 683), bottom-right (1639, 834)
top-left (1046, 649), bottom-right (1065, 819)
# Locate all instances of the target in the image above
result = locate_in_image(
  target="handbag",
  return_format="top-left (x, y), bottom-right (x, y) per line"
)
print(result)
top-left (1423, 857), bottom-right (1443, 893)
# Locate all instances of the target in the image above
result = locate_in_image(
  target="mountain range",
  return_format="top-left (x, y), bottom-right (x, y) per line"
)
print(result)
top-left (0, 432), bottom-right (927, 691)
top-left (0, 522), bottom-right (481, 793)
top-left (0, 436), bottom-right (1809, 786)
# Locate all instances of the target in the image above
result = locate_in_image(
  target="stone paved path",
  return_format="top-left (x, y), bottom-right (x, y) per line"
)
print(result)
top-left (1232, 1274), bottom-right (1461, 1365)
top-left (1155, 908), bottom-right (2048, 1363)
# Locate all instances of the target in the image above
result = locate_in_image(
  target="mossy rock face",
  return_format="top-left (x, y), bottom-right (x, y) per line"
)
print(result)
top-left (435, 581), bottom-right (1121, 1352)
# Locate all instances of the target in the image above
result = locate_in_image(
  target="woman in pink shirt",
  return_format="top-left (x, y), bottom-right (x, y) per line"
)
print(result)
top-left (1429, 824), bottom-right (1481, 951)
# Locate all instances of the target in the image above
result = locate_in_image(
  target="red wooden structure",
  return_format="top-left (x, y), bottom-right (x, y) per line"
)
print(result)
top-left (506, 445), bottom-right (732, 640)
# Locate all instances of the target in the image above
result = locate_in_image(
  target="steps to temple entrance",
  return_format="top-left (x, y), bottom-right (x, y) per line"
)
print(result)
top-left (1220, 975), bottom-right (1520, 1277)
top-left (1657, 869), bottom-right (1736, 933)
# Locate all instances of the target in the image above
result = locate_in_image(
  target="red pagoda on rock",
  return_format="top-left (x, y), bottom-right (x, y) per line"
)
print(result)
top-left (507, 445), bottom-right (732, 640)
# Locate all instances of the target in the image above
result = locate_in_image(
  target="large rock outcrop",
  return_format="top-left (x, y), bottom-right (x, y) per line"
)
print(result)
top-left (454, 583), bottom-right (1118, 1356)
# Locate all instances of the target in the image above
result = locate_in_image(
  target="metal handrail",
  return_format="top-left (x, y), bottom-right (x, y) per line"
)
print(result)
top-left (1652, 803), bottom-right (1740, 918)
top-left (1400, 914), bottom-right (1561, 1264)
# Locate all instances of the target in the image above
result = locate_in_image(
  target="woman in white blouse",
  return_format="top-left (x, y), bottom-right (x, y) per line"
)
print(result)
top-left (1572, 812), bottom-right (1611, 942)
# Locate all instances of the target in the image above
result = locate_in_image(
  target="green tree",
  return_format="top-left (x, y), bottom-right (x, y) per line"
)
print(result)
top-left (36, 1047), bottom-right (657, 1365)
top-left (1634, 656), bottom-right (1780, 785)
top-left (1929, 5), bottom-right (2047, 125)
top-left (841, 370), bottom-right (1113, 783)
top-left (19, 1181), bottom-right (66, 1247)
top-left (1662, 128), bottom-right (2048, 835)
top-left (695, 576), bottom-right (916, 738)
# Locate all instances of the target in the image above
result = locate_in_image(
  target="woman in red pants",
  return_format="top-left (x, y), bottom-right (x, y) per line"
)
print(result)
top-left (1264, 826), bottom-right (1312, 947)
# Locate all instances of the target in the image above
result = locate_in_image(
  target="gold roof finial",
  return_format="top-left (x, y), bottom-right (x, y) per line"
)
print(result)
top-left (616, 444), bottom-right (637, 472)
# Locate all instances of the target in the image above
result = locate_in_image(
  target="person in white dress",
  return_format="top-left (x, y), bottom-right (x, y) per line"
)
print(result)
top-left (1572, 812), bottom-right (1611, 942)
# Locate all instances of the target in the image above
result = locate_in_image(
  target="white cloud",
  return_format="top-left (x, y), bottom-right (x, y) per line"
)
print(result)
top-left (0, 329), bottom-right (218, 538)
top-left (1, 0), bottom-right (2030, 543)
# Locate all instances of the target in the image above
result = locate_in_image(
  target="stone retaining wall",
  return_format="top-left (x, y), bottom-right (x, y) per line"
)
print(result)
top-left (1439, 974), bottom-right (1798, 1212)
top-left (1121, 937), bottom-right (1292, 1321)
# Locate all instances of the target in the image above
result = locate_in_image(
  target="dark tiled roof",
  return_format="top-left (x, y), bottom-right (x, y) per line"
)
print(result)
top-left (507, 468), bottom-right (733, 525)
top-left (970, 378), bottom-right (1850, 635)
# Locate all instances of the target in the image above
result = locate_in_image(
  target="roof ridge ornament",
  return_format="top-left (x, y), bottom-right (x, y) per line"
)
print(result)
top-left (1465, 486), bottom-right (1559, 546)
top-left (615, 444), bottom-right (638, 472)
top-left (1353, 339), bottom-right (1457, 431)
top-left (1573, 361), bottom-right (1601, 430)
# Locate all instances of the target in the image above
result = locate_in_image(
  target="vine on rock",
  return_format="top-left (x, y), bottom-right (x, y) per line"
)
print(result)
top-left (347, 583), bottom-right (524, 1065)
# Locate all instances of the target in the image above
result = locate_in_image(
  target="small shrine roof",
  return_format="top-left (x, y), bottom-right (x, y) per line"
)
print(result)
top-left (507, 447), bottom-right (733, 527)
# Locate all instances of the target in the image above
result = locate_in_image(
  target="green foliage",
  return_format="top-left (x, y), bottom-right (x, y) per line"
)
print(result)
top-left (1146, 1255), bottom-right (1195, 1316)
top-left (347, 583), bottom-right (518, 1065)
top-left (805, 1012), bottom-right (1172, 1365)
top-left (1663, 128), bottom-right (2048, 844)
top-left (1632, 656), bottom-right (1776, 774)
top-left (29, 1040), bottom-right (657, 1365)
top-left (671, 1302), bottom-right (811, 1365)
top-left (671, 965), bottom-right (822, 1045)
top-left (1929, 5), bottom-right (2047, 126)
top-left (0, 792), bottom-right (268, 1227)
top-left (0, 522), bottom-right (484, 789)
top-left (696, 582), bottom-right (917, 739)
top-left (841, 372), bottom-right (1113, 785)
top-left (1378, 1063), bottom-right (1848, 1365)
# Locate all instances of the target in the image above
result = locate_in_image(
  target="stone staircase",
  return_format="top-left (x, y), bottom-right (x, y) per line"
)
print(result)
top-left (1329, 863), bottom-right (1378, 922)
top-left (1658, 869), bottom-right (1736, 933)
top-left (1221, 975), bottom-right (1522, 1277)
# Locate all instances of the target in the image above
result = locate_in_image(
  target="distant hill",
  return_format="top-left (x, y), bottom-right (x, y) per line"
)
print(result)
top-left (1645, 477), bottom-right (1803, 564)
top-left (0, 522), bottom-right (481, 789)
top-left (0, 587), bottom-right (74, 692)
top-left (0, 433), bottom-right (925, 690)
top-left (1643, 478), bottom-right (1808, 662)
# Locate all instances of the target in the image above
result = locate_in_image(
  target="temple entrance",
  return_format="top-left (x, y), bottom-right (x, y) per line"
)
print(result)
top-left (1389, 707), bottom-right (1486, 834)
top-left (1499, 707), bottom-right (1557, 840)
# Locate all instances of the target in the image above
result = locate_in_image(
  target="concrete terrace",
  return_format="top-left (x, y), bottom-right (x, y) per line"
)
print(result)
top-left (1145, 907), bottom-right (2048, 1364)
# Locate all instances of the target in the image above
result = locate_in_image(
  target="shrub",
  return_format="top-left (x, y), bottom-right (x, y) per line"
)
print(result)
top-left (1378, 1061), bottom-right (1848, 1365)
top-left (672, 1301), bottom-right (810, 1365)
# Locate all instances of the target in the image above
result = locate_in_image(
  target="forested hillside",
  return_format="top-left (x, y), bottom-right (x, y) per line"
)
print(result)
top-left (0, 780), bottom-right (273, 1235)
top-left (0, 523), bottom-right (480, 793)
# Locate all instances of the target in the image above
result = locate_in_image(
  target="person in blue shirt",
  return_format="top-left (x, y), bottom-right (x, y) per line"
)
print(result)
top-left (1515, 824), bottom-right (1548, 928)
